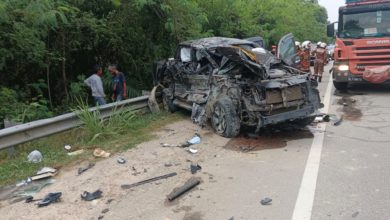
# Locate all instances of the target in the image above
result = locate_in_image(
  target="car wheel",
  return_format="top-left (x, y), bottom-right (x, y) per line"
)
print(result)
top-left (162, 89), bottom-right (176, 113)
top-left (211, 98), bottom-right (240, 138)
top-left (333, 81), bottom-right (348, 91)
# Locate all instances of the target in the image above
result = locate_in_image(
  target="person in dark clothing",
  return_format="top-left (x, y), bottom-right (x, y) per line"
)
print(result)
top-left (108, 64), bottom-right (127, 101)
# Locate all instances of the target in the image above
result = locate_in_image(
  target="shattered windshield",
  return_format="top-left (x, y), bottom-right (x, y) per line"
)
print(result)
top-left (339, 9), bottom-right (390, 38)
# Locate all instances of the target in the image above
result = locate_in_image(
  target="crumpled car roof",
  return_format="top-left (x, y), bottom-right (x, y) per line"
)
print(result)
top-left (180, 37), bottom-right (259, 49)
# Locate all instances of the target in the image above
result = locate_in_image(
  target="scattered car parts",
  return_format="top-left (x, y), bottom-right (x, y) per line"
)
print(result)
top-left (121, 172), bottom-right (177, 189)
top-left (167, 177), bottom-right (201, 201)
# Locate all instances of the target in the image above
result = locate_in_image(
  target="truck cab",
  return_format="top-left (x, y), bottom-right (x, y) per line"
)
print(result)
top-left (328, 0), bottom-right (390, 90)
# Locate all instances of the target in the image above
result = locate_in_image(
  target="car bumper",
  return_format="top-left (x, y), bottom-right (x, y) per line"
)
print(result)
top-left (259, 105), bottom-right (318, 127)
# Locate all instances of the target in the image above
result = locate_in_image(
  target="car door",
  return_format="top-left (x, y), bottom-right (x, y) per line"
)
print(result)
top-left (277, 33), bottom-right (300, 68)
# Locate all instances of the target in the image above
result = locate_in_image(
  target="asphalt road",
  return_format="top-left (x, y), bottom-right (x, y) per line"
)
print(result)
top-left (1, 63), bottom-right (390, 220)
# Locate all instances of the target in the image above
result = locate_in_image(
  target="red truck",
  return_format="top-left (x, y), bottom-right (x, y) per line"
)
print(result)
top-left (327, 0), bottom-right (390, 90)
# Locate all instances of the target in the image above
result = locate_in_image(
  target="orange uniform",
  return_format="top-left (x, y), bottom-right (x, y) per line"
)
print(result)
top-left (299, 49), bottom-right (311, 73)
top-left (312, 47), bottom-right (327, 78)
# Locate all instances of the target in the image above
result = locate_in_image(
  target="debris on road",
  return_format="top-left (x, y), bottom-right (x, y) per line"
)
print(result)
top-left (93, 148), bottom-right (111, 158)
top-left (187, 135), bottom-right (201, 145)
top-left (78, 163), bottom-right (95, 175)
top-left (117, 157), bottom-right (126, 164)
top-left (14, 178), bottom-right (55, 199)
top-left (121, 172), bottom-right (177, 190)
top-left (161, 143), bottom-right (173, 147)
top-left (260, 197), bottom-right (272, 205)
top-left (64, 145), bottom-right (72, 151)
top-left (188, 148), bottom-right (198, 154)
top-left (334, 115), bottom-right (344, 126)
top-left (167, 177), bottom-right (201, 201)
top-left (36, 167), bottom-right (57, 175)
top-left (102, 208), bottom-right (110, 214)
top-left (27, 150), bottom-right (42, 163)
top-left (314, 114), bottom-right (331, 123)
top-left (25, 195), bottom-right (41, 203)
top-left (131, 166), bottom-right (142, 176)
top-left (37, 192), bottom-right (62, 207)
top-left (30, 167), bottom-right (58, 181)
top-left (81, 190), bottom-right (103, 201)
top-left (190, 164), bottom-right (202, 174)
top-left (164, 163), bottom-right (173, 167)
top-left (352, 211), bottom-right (359, 218)
top-left (67, 149), bottom-right (84, 156)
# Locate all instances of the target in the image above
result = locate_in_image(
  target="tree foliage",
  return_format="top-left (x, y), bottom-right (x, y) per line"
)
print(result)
top-left (0, 0), bottom-right (328, 124)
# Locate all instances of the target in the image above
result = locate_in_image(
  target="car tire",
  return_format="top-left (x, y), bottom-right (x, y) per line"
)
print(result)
top-left (333, 81), bottom-right (348, 91)
top-left (211, 98), bottom-right (240, 138)
top-left (162, 89), bottom-right (176, 113)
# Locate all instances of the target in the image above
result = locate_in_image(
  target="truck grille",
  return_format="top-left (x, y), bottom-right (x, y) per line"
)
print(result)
top-left (352, 46), bottom-right (390, 73)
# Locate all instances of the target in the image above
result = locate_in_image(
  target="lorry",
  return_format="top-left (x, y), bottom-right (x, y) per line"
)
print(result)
top-left (327, 0), bottom-right (390, 90)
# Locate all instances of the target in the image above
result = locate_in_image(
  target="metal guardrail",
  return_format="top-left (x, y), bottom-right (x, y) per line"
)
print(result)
top-left (0, 96), bottom-right (150, 150)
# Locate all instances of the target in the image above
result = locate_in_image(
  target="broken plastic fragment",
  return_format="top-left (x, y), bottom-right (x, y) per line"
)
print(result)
top-left (37, 192), bottom-right (62, 207)
top-left (93, 148), bottom-right (110, 158)
top-left (36, 167), bottom-right (57, 175)
top-left (190, 164), bottom-right (202, 174)
top-left (27, 150), bottom-right (42, 163)
top-left (67, 149), bottom-right (84, 156)
top-left (117, 157), bottom-right (126, 164)
top-left (64, 145), bottom-right (72, 151)
top-left (78, 163), bottom-right (95, 175)
top-left (260, 197), bottom-right (272, 205)
top-left (188, 136), bottom-right (201, 145)
top-left (188, 148), bottom-right (198, 154)
top-left (81, 190), bottom-right (103, 201)
top-left (334, 115), bottom-right (343, 126)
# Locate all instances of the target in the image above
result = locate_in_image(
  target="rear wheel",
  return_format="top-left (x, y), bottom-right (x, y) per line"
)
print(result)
top-left (162, 89), bottom-right (176, 113)
top-left (211, 98), bottom-right (240, 138)
top-left (333, 81), bottom-right (348, 91)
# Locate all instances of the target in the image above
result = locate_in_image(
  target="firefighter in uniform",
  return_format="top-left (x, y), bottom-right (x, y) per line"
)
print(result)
top-left (312, 42), bottom-right (327, 82)
top-left (299, 41), bottom-right (311, 75)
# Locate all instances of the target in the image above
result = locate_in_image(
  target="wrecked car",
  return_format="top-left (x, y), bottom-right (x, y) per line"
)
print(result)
top-left (153, 34), bottom-right (323, 138)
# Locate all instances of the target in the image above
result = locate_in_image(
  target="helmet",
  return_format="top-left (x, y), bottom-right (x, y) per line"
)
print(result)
top-left (321, 42), bottom-right (327, 48)
top-left (295, 41), bottom-right (301, 47)
top-left (302, 41), bottom-right (311, 49)
top-left (317, 42), bottom-right (322, 46)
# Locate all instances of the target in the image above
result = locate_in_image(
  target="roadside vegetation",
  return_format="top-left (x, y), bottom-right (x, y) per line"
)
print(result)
top-left (0, 111), bottom-right (185, 186)
top-left (0, 0), bottom-right (328, 127)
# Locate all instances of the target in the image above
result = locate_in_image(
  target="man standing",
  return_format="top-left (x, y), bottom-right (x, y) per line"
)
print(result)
top-left (299, 41), bottom-right (312, 75)
top-left (312, 42), bottom-right (327, 82)
top-left (84, 65), bottom-right (106, 106)
top-left (108, 64), bottom-right (127, 101)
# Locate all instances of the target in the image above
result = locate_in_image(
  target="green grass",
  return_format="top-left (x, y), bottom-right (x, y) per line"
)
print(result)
top-left (0, 111), bottom-right (185, 186)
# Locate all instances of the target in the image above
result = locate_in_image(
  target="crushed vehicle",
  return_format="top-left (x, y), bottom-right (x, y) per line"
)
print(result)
top-left (153, 34), bottom-right (323, 137)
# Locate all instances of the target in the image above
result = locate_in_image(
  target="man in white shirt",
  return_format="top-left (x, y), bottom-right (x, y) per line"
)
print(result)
top-left (84, 65), bottom-right (106, 106)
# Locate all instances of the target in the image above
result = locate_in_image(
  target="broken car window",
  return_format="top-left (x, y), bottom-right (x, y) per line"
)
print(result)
top-left (180, 47), bottom-right (192, 62)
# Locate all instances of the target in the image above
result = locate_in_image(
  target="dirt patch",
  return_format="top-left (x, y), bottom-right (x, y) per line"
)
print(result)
top-left (225, 126), bottom-right (314, 152)
top-left (337, 96), bottom-right (362, 121)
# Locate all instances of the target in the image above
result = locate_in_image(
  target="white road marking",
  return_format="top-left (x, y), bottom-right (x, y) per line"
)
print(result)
top-left (291, 76), bottom-right (333, 220)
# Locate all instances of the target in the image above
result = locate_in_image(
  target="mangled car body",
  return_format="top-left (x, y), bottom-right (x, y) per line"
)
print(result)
top-left (153, 34), bottom-right (323, 137)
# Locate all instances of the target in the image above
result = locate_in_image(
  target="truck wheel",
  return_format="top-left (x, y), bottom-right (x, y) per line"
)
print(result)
top-left (162, 89), bottom-right (176, 113)
top-left (211, 98), bottom-right (240, 138)
top-left (333, 81), bottom-right (348, 91)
